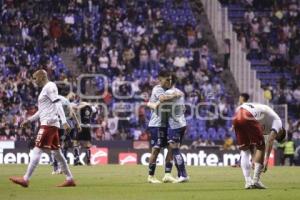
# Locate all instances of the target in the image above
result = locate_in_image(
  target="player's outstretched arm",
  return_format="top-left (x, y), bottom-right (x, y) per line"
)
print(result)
top-left (262, 130), bottom-right (277, 173)
top-left (77, 102), bottom-right (90, 110)
top-left (146, 101), bottom-right (160, 110)
top-left (158, 91), bottom-right (182, 102)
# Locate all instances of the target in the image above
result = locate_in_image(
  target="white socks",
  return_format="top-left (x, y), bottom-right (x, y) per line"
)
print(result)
top-left (53, 149), bottom-right (73, 180)
top-left (253, 162), bottom-right (263, 183)
top-left (24, 147), bottom-right (43, 181)
top-left (240, 150), bottom-right (251, 183)
top-left (23, 148), bottom-right (73, 181)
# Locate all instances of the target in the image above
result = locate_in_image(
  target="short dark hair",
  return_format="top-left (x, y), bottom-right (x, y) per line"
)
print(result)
top-left (171, 74), bottom-right (177, 85)
top-left (240, 93), bottom-right (250, 102)
top-left (158, 69), bottom-right (171, 78)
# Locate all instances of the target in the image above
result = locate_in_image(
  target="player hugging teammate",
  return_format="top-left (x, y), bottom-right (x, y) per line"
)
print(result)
top-left (146, 69), bottom-right (189, 183)
top-left (10, 69), bottom-right (76, 187)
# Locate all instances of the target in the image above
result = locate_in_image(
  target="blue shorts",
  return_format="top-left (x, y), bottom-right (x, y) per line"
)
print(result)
top-left (168, 126), bottom-right (186, 144)
top-left (148, 127), bottom-right (168, 148)
top-left (67, 119), bottom-right (75, 129)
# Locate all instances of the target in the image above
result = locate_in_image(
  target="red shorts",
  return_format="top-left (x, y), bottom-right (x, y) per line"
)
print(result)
top-left (35, 125), bottom-right (60, 150)
top-left (233, 108), bottom-right (264, 148)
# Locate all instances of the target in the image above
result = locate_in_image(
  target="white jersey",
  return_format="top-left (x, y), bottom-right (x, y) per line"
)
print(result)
top-left (165, 87), bottom-right (186, 129)
top-left (238, 103), bottom-right (282, 135)
top-left (37, 82), bottom-right (61, 128)
top-left (148, 85), bottom-right (167, 127)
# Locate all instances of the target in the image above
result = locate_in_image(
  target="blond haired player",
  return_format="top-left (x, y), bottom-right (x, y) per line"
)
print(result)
top-left (9, 70), bottom-right (76, 187)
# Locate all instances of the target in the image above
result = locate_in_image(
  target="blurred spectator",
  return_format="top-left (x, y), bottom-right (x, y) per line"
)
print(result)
top-left (263, 85), bottom-right (273, 101)
top-left (293, 86), bottom-right (300, 103)
top-left (223, 39), bottom-right (230, 69)
top-left (281, 134), bottom-right (296, 166)
top-left (174, 52), bottom-right (188, 68)
top-left (222, 134), bottom-right (235, 150)
top-left (138, 130), bottom-right (150, 141)
top-left (190, 137), bottom-right (207, 149)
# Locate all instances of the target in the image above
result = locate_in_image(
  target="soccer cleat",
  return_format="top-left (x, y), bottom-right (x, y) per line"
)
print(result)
top-left (162, 173), bottom-right (177, 183)
top-left (252, 180), bottom-right (267, 189)
top-left (147, 175), bottom-right (162, 183)
top-left (9, 176), bottom-right (29, 188)
top-left (51, 171), bottom-right (57, 175)
top-left (51, 169), bottom-right (62, 175)
top-left (57, 179), bottom-right (76, 187)
top-left (174, 176), bottom-right (189, 183)
top-left (245, 181), bottom-right (253, 189)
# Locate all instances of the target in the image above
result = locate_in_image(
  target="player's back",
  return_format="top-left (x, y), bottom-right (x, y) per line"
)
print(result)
top-left (148, 84), bottom-right (167, 127)
top-left (165, 87), bottom-right (185, 115)
top-left (38, 81), bottom-right (60, 127)
top-left (165, 87), bottom-right (186, 129)
top-left (80, 105), bottom-right (95, 124)
top-left (149, 85), bottom-right (164, 103)
top-left (239, 103), bottom-right (282, 135)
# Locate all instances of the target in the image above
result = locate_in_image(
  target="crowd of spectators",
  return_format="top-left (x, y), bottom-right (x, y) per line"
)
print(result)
top-left (0, 0), bottom-right (75, 141)
top-left (222, 0), bottom-right (300, 116)
top-left (0, 0), bottom-right (236, 144)
top-left (74, 0), bottom-right (234, 142)
top-left (221, 0), bottom-right (300, 154)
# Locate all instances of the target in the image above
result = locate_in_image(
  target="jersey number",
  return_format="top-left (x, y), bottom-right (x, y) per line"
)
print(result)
top-left (36, 129), bottom-right (44, 143)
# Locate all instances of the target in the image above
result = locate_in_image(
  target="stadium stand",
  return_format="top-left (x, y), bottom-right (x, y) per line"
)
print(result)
top-left (220, 0), bottom-right (300, 148)
top-left (0, 0), bottom-right (236, 144)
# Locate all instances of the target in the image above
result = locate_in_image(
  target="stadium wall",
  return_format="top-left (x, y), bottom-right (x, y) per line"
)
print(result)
top-left (1, 141), bottom-right (293, 166)
top-left (0, 148), bottom-right (240, 166)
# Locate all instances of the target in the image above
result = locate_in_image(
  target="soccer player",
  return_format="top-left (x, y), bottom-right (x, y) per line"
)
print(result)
top-left (233, 93), bottom-right (255, 179)
top-left (51, 94), bottom-right (81, 174)
top-left (233, 103), bottom-right (286, 189)
top-left (149, 75), bottom-right (189, 183)
top-left (73, 102), bottom-right (97, 165)
top-left (233, 93), bottom-right (255, 169)
top-left (9, 69), bottom-right (76, 187)
top-left (146, 69), bottom-right (182, 183)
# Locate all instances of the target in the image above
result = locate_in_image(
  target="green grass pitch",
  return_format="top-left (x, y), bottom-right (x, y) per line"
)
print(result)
top-left (0, 165), bottom-right (300, 200)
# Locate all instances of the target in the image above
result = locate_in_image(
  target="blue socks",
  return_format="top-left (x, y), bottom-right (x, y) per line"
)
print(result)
top-left (172, 148), bottom-right (187, 177)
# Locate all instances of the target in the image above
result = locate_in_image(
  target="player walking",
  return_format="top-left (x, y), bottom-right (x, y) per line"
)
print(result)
top-left (9, 70), bottom-right (76, 187)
